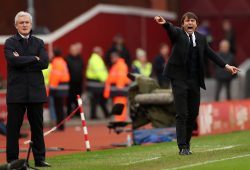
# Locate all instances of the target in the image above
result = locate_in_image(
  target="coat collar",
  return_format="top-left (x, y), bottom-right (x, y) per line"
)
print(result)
top-left (14, 30), bottom-right (33, 41)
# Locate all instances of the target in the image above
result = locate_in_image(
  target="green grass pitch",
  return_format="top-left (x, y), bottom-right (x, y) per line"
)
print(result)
top-left (32, 130), bottom-right (250, 170)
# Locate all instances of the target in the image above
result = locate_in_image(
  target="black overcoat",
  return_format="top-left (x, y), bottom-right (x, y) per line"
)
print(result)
top-left (4, 33), bottom-right (49, 103)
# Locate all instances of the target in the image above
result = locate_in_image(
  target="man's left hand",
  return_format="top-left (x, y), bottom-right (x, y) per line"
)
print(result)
top-left (13, 51), bottom-right (19, 57)
top-left (225, 64), bottom-right (240, 75)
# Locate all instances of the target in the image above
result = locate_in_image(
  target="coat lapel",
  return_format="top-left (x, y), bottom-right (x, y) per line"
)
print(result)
top-left (182, 30), bottom-right (190, 62)
top-left (194, 32), bottom-right (203, 63)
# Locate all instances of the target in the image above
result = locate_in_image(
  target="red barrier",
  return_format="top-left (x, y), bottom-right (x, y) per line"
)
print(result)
top-left (198, 100), bottom-right (250, 136)
top-left (0, 90), bottom-right (7, 121)
top-left (24, 106), bottom-right (80, 144)
top-left (77, 95), bottom-right (91, 152)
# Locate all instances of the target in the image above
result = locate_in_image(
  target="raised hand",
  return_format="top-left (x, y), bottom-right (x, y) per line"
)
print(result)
top-left (225, 64), bottom-right (240, 75)
top-left (154, 15), bottom-right (166, 25)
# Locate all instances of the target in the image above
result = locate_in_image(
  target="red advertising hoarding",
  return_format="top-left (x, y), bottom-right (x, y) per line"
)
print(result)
top-left (0, 90), bottom-right (7, 122)
top-left (198, 100), bottom-right (250, 135)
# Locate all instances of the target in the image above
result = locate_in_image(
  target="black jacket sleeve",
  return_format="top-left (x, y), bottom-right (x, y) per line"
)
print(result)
top-left (4, 38), bottom-right (38, 68)
top-left (204, 41), bottom-right (226, 68)
top-left (27, 39), bottom-right (49, 71)
top-left (162, 22), bottom-right (180, 41)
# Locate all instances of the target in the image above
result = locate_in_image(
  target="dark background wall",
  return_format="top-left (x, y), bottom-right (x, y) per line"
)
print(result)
top-left (0, 2), bottom-right (176, 79)
top-left (1, 0), bottom-right (250, 79)
top-left (0, 0), bottom-right (177, 35)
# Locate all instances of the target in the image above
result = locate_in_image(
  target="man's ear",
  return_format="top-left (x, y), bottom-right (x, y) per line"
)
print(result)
top-left (14, 23), bottom-right (18, 29)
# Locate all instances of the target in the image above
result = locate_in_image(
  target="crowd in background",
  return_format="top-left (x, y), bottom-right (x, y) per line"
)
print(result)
top-left (38, 33), bottom-right (173, 129)
top-left (0, 18), bottom-right (237, 133)
top-left (197, 19), bottom-right (236, 101)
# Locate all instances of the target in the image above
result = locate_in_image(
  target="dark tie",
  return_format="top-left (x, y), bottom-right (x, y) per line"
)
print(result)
top-left (188, 34), bottom-right (193, 61)
top-left (189, 34), bottom-right (193, 47)
top-left (23, 38), bottom-right (28, 49)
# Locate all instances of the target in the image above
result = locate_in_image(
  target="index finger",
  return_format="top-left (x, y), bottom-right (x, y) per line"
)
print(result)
top-left (235, 68), bottom-right (241, 72)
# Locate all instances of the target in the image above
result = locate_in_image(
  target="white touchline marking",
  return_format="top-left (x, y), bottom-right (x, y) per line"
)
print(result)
top-left (202, 145), bottom-right (241, 152)
top-left (121, 145), bottom-right (241, 167)
top-left (122, 156), bottom-right (161, 166)
top-left (162, 153), bottom-right (250, 170)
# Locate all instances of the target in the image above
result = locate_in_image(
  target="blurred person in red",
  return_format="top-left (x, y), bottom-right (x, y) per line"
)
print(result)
top-left (105, 34), bottom-right (131, 69)
top-left (65, 43), bottom-right (84, 116)
top-left (104, 52), bottom-right (131, 121)
top-left (153, 43), bottom-right (170, 88)
top-left (86, 46), bottom-right (109, 119)
top-left (49, 49), bottom-right (70, 131)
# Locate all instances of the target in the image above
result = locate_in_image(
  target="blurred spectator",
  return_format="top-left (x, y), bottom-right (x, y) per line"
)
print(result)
top-left (153, 43), bottom-right (170, 88)
top-left (42, 60), bottom-right (57, 125)
top-left (65, 43), bottom-right (84, 116)
top-left (104, 52), bottom-right (130, 121)
top-left (86, 46), bottom-right (109, 119)
top-left (132, 48), bottom-right (152, 77)
top-left (197, 20), bottom-right (213, 77)
top-left (0, 120), bottom-right (6, 136)
top-left (0, 119), bottom-right (28, 138)
top-left (49, 49), bottom-right (70, 131)
top-left (105, 34), bottom-right (131, 69)
top-left (0, 74), bottom-right (4, 89)
top-left (214, 39), bottom-right (235, 101)
top-left (222, 19), bottom-right (236, 56)
top-left (42, 63), bottom-right (51, 92)
top-left (197, 20), bottom-right (213, 45)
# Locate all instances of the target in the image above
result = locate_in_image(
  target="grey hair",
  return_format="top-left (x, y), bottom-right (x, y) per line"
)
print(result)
top-left (93, 46), bottom-right (103, 53)
top-left (14, 11), bottom-right (32, 24)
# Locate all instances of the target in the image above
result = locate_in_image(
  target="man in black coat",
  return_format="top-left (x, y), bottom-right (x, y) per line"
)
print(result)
top-left (65, 43), bottom-right (84, 116)
top-left (4, 11), bottom-right (50, 167)
top-left (155, 12), bottom-right (239, 155)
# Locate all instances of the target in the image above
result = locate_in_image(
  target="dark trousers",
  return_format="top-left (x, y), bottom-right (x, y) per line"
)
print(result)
top-left (54, 96), bottom-right (65, 130)
top-left (6, 103), bottom-right (45, 162)
top-left (90, 92), bottom-right (109, 119)
top-left (215, 80), bottom-right (231, 101)
top-left (67, 81), bottom-right (82, 115)
top-left (171, 78), bottom-right (200, 149)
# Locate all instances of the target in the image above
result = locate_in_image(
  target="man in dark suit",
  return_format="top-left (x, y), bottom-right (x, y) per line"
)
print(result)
top-left (154, 12), bottom-right (239, 155)
top-left (4, 11), bottom-right (50, 167)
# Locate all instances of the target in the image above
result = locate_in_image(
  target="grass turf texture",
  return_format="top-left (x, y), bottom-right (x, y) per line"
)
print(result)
top-left (32, 130), bottom-right (250, 170)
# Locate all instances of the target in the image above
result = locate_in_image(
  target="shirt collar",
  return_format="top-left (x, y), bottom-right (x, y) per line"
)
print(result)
top-left (18, 32), bottom-right (30, 39)
top-left (185, 32), bottom-right (196, 47)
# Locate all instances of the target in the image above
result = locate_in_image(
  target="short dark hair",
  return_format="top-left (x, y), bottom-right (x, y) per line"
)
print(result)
top-left (53, 48), bottom-right (62, 56)
top-left (180, 12), bottom-right (198, 25)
